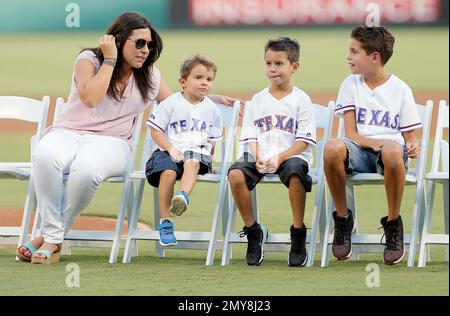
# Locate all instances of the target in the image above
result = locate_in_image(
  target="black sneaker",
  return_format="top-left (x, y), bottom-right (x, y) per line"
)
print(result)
top-left (332, 210), bottom-right (354, 260)
top-left (239, 222), bottom-right (268, 266)
top-left (380, 215), bottom-right (405, 265)
top-left (288, 225), bottom-right (308, 267)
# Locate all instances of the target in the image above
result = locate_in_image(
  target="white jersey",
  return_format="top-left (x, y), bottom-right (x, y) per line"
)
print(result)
top-left (335, 74), bottom-right (422, 145)
top-left (239, 87), bottom-right (316, 168)
top-left (147, 92), bottom-right (223, 156)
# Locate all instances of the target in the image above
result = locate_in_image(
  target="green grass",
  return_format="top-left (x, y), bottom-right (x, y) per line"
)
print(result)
top-left (0, 246), bottom-right (448, 296)
top-left (0, 133), bottom-right (448, 295)
top-left (0, 27), bottom-right (448, 97)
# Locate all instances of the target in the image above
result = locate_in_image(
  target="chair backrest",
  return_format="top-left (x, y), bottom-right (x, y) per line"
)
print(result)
top-left (0, 96), bottom-right (50, 158)
top-left (54, 97), bottom-right (145, 173)
top-left (430, 100), bottom-right (449, 173)
top-left (313, 101), bottom-right (335, 170)
top-left (0, 96), bottom-right (50, 137)
top-left (140, 101), bottom-right (241, 170)
top-left (336, 101), bottom-right (433, 178)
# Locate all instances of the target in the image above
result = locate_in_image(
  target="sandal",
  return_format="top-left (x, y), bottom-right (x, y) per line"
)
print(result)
top-left (16, 241), bottom-right (37, 262)
top-left (31, 244), bottom-right (62, 264)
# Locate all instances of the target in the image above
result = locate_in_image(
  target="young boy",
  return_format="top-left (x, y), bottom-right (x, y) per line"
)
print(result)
top-left (228, 37), bottom-right (316, 267)
top-left (324, 26), bottom-right (422, 265)
top-left (146, 55), bottom-right (223, 246)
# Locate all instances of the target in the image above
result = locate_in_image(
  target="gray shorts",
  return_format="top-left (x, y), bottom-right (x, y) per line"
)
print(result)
top-left (341, 138), bottom-right (408, 175)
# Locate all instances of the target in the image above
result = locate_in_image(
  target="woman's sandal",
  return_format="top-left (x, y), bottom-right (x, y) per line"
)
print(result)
top-left (16, 241), bottom-right (37, 262)
top-left (31, 244), bottom-right (62, 264)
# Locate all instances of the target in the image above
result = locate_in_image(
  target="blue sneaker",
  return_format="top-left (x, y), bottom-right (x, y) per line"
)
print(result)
top-left (170, 191), bottom-right (190, 216)
top-left (159, 219), bottom-right (177, 246)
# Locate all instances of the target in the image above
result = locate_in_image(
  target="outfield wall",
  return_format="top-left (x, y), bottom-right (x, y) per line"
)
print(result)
top-left (0, 0), bottom-right (448, 32)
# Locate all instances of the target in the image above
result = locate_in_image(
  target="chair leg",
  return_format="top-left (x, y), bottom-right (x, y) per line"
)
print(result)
top-left (444, 182), bottom-right (449, 261)
top-left (123, 179), bottom-right (145, 264)
top-left (221, 189), bottom-right (237, 266)
top-left (407, 183), bottom-right (425, 267)
top-left (307, 177), bottom-right (326, 267)
top-left (153, 188), bottom-right (164, 258)
top-left (16, 179), bottom-right (36, 260)
top-left (419, 182), bottom-right (435, 267)
top-left (109, 178), bottom-right (132, 264)
top-left (206, 182), bottom-right (229, 266)
top-left (320, 195), bottom-right (334, 267)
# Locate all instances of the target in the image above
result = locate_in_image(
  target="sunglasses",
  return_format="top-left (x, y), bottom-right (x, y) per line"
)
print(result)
top-left (127, 38), bottom-right (155, 51)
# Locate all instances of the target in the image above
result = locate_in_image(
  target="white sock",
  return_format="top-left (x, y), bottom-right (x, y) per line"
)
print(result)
top-left (160, 218), bottom-right (172, 224)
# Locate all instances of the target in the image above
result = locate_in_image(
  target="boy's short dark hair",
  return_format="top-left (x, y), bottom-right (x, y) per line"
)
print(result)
top-left (351, 25), bottom-right (395, 65)
top-left (265, 37), bottom-right (300, 63)
top-left (180, 54), bottom-right (217, 79)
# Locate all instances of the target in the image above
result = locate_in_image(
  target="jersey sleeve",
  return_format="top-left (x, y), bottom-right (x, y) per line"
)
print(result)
top-left (239, 101), bottom-right (258, 144)
top-left (335, 77), bottom-right (356, 117)
top-left (295, 98), bottom-right (317, 147)
top-left (399, 87), bottom-right (422, 132)
top-left (146, 97), bottom-right (173, 133)
top-left (208, 106), bottom-right (223, 142)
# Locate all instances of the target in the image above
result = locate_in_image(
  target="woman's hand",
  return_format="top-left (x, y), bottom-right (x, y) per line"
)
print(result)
top-left (209, 95), bottom-right (242, 107)
top-left (100, 34), bottom-right (118, 59)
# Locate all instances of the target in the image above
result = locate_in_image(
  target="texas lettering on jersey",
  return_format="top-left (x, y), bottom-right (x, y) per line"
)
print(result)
top-left (168, 118), bottom-right (213, 134)
top-left (355, 108), bottom-right (400, 130)
top-left (253, 115), bottom-right (297, 134)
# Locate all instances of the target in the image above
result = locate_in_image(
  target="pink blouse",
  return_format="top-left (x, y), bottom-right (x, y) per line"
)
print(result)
top-left (50, 50), bottom-right (161, 146)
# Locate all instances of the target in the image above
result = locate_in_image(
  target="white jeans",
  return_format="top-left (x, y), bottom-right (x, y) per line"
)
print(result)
top-left (33, 129), bottom-right (130, 244)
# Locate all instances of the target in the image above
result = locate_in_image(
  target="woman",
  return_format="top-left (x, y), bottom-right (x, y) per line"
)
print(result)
top-left (16, 12), bottom-right (234, 264)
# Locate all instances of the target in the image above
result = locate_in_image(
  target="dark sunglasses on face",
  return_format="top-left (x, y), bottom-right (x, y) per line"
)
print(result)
top-left (127, 38), bottom-right (155, 51)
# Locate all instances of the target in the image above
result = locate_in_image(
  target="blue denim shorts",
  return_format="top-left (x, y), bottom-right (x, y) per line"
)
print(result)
top-left (342, 138), bottom-right (408, 175)
top-left (145, 149), bottom-right (212, 187)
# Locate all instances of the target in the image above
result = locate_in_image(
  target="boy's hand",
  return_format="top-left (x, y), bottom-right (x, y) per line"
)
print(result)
top-left (406, 141), bottom-right (420, 158)
top-left (168, 146), bottom-right (184, 162)
top-left (256, 159), bottom-right (269, 174)
top-left (265, 155), bottom-right (281, 174)
top-left (368, 139), bottom-right (392, 152)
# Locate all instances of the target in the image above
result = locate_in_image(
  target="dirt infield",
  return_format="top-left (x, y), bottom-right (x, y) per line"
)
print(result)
top-left (1, 91), bottom-right (448, 134)
top-left (0, 208), bottom-right (150, 234)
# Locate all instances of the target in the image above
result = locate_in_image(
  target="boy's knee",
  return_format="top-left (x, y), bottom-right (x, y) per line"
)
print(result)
top-left (184, 159), bottom-right (200, 170)
top-left (324, 140), bottom-right (346, 162)
top-left (228, 169), bottom-right (246, 186)
top-left (161, 169), bottom-right (178, 181)
top-left (288, 175), bottom-right (302, 188)
top-left (381, 143), bottom-right (404, 167)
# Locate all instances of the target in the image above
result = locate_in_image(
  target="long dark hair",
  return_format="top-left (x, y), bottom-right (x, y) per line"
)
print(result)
top-left (82, 12), bottom-right (163, 103)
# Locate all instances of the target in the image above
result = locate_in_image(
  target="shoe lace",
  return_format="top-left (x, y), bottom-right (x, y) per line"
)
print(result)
top-left (333, 220), bottom-right (351, 245)
top-left (379, 225), bottom-right (400, 250)
top-left (239, 228), bottom-right (261, 252)
top-left (160, 223), bottom-right (174, 236)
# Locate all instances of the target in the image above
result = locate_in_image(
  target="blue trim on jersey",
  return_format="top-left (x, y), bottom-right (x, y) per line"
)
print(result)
top-left (148, 120), bottom-right (165, 133)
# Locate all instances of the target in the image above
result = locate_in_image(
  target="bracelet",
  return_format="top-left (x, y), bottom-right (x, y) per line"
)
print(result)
top-left (102, 58), bottom-right (117, 68)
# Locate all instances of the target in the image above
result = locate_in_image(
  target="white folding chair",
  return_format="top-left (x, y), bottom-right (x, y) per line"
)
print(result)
top-left (0, 96), bottom-right (50, 252)
top-left (122, 101), bottom-right (240, 265)
top-left (221, 101), bottom-right (335, 267)
top-left (31, 97), bottom-right (145, 263)
top-left (320, 101), bottom-right (433, 268)
top-left (418, 100), bottom-right (449, 267)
